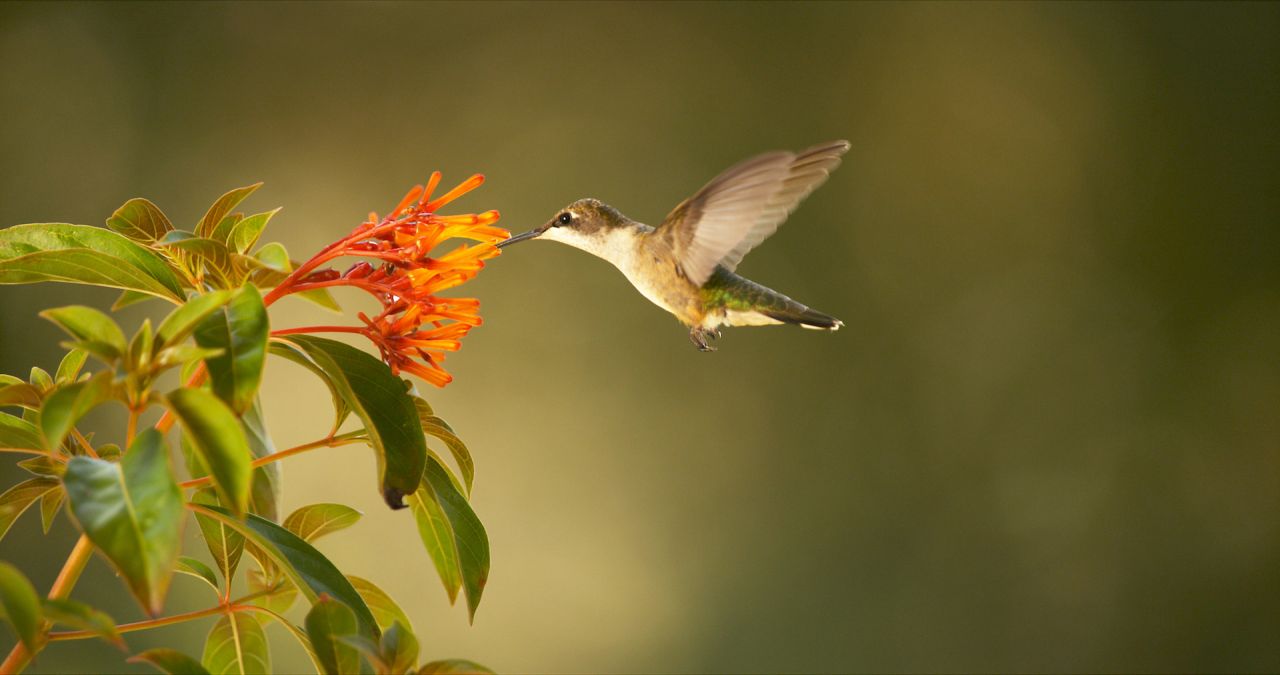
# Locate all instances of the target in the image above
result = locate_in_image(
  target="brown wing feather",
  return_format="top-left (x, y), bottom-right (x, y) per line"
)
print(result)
top-left (653, 140), bottom-right (850, 286)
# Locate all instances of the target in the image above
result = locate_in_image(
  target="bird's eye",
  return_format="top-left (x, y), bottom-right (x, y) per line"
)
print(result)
top-left (557, 212), bottom-right (572, 226)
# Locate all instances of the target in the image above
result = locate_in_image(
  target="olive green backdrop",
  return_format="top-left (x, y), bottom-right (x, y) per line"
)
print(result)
top-left (2, 2), bottom-right (1277, 673)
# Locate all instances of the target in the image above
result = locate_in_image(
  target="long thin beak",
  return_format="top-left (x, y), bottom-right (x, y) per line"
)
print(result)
top-left (496, 228), bottom-right (544, 249)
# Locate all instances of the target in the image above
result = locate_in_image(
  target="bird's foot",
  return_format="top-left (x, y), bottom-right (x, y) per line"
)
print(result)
top-left (689, 328), bottom-right (718, 352)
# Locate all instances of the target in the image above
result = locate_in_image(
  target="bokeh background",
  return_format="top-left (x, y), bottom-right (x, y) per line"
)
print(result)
top-left (2, 2), bottom-right (1278, 673)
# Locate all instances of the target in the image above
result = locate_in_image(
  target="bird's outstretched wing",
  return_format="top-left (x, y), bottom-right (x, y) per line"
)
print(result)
top-left (653, 140), bottom-right (849, 286)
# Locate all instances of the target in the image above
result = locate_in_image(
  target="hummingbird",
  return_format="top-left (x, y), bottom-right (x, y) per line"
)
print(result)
top-left (497, 140), bottom-right (848, 351)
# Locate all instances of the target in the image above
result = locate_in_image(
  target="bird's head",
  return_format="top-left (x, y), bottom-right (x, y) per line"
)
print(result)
top-left (496, 198), bottom-right (633, 256)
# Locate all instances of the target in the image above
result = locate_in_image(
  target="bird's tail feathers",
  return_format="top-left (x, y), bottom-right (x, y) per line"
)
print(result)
top-left (763, 306), bottom-right (843, 331)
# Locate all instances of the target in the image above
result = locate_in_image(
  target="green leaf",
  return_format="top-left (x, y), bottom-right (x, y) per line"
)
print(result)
top-left (0, 223), bottom-right (186, 301)
top-left (130, 648), bottom-right (212, 675)
top-left (28, 367), bottom-right (52, 391)
top-left (419, 413), bottom-right (474, 495)
top-left (17, 456), bottom-right (63, 478)
top-left (113, 289), bottom-right (157, 311)
top-left (420, 457), bottom-right (489, 621)
top-left (0, 413), bottom-right (44, 450)
top-left (283, 504), bottom-right (362, 543)
top-left (129, 320), bottom-right (155, 371)
top-left (197, 184), bottom-right (263, 239)
top-left (247, 569), bottom-right (297, 615)
top-left (419, 659), bottom-right (494, 674)
top-left (210, 214), bottom-right (243, 246)
top-left (334, 634), bottom-right (384, 671)
top-left (158, 232), bottom-right (232, 279)
top-left (0, 477), bottom-right (60, 542)
top-left (176, 557), bottom-right (221, 594)
top-left (381, 621), bottom-right (419, 674)
top-left (165, 388), bottom-right (252, 517)
top-left (267, 342), bottom-right (350, 434)
top-left (55, 349), bottom-right (89, 384)
top-left (41, 597), bottom-right (122, 647)
top-left (195, 285), bottom-right (268, 414)
top-left (0, 562), bottom-right (42, 652)
top-left (107, 197), bottom-right (173, 243)
top-left (0, 383), bottom-right (43, 409)
top-left (241, 400), bottom-right (280, 522)
top-left (156, 290), bottom-right (235, 349)
top-left (40, 306), bottom-right (127, 361)
top-left (63, 429), bottom-right (183, 615)
top-left (250, 242), bottom-right (289, 272)
top-left (40, 487), bottom-right (64, 533)
top-left (346, 576), bottom-right (412, 634)
top-left (276, 335), bottom-right (426, 509)
top-left (407, 486), bottom-right (461, 605)
top-left (189, 505), bottom-right (379, 639)
top-left (230, 210), bottom-right (280, 254)
top-left (202, 612), bottom-right (269, 675)
top-left (39, 371), bottom-right (114, 451)
top-left (306, 596), bottom-right (361, 675)
top-left (192, 489), bottom-right (244, 587)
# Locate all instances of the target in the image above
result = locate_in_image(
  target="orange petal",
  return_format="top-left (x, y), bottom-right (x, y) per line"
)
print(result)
top-left (424, 174), bottom-right (484, 211)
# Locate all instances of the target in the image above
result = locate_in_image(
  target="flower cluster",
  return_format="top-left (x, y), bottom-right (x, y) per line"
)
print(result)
top-left (271, 172), bottom-right (507, 386)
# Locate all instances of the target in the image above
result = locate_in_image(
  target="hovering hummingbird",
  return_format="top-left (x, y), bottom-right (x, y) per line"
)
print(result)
top-left (497, 140), bottom-right (849, 351)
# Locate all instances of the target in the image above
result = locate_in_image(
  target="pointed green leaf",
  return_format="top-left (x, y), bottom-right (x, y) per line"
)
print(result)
top-left (419, 659), bottom-right (494, 674)
top-left (346, 576), bottom-right (412, 634)
top-left (195, 285), bottom-right (268, 414)
top-left (176, 557), bottom-right (220, 594)
top-left (276, 336), bottom-right (425, 509)
top-left (130, 648), bottom-right (212, 675)
top-left (421, 457), bottom-right (489, 621)
top-left (40, 306), bottom-right (127, 360)
top-left (28, 367), bottom-right (52, 390)
top-left (19, 456), bottom-right (64, 478)
top-left (55, 349), bottom-right (88, 384)
top-left (165, 388), bottom-right (251, 517)
top-left (107, 197), bottom-right (173, 242)
top-left (40, 486), bottom-right (64, 533)
top-left (419, 413), bottom-right (474, 495)
top-left (0, 384), bottom-right (43, 410)
top-left (197, 184), bottom-right (263, 239)
top-left (156, 290), bottom-right (235, 349)
top-left (0, 478), bottom-right (60, 542)
top-left (306, 596), bottom-right (361, 675)
top-left (382, 621), bottom-right (419, 673)
top-left (188, 505), bottom-right (378, 640)
top-left (0, 562), bottom-right (42, 652)
top-left (64, 429), bottom-right (183, 615)
top-left (129, 320), bottom-right (155, 371)
top-left (210, 213), bottom-right (243, 246)
top-left (250, 242), bottom-right (289, 272)
top-left (230, 210), bottom-right (280, 254)
top-left (113, 289), bottom-right (156, 311)
top-left (41, 597), bottom-right (122, 647)
top-left (192, 489), bottom-right (244, 587)
top-left (202, 612), bottom-right (269, 675)
top-left (283, 504), bottom-right (362, 543)
top-left (0, 413), bottom-right (44, 450)
top-left (407, 487), bottom-right (461, 605)
top-left (158, 232), bottom-right (232, 278)
top-left (39, 371), bottom-right (114, 452)
top-left (240, 400), bottom-right (280, 522)
top-left (0, 223), bottom-right (186, 301)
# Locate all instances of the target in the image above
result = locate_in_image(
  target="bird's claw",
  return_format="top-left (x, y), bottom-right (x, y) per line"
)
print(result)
top-left (689, 328), bottom-right (718, 352)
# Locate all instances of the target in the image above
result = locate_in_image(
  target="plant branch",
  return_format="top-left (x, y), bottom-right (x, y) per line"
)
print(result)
top-left (46, 587), bottom-right (276, 642)
top-left (70, 429), bottom-right (99, 459)
top-left (178, 432), bottom-right (367, 490)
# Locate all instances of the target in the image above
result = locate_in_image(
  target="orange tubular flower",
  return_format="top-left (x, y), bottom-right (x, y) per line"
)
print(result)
top-left (267, 172), bottom-right (507, 387)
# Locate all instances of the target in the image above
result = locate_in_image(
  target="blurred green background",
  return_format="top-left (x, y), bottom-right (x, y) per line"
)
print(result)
top-left (2, 2), bottom-right (1278, 673)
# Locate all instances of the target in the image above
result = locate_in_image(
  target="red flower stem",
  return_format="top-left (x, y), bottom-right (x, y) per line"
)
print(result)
top-left (177, 432), bottom-right (365, 490)
top-left (271, 326), bottom-right (369, 337)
